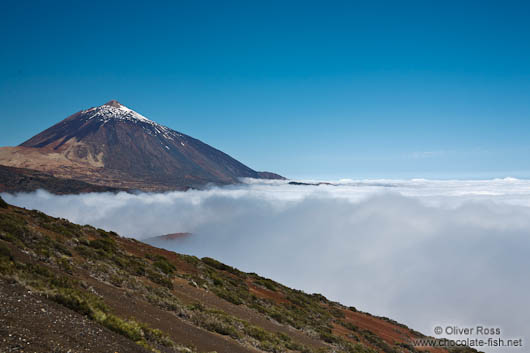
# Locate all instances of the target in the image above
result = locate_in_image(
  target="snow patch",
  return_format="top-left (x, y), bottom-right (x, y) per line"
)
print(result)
top-left (82, 103), bottom-right (184, 141)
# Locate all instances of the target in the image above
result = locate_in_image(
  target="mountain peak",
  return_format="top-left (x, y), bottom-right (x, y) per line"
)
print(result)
top-left (104, 99), bottom-right (123, 108)
top-left (84, 100), bottom-right (152, 123)
top-left (9, 101), bottom-right (284, 191)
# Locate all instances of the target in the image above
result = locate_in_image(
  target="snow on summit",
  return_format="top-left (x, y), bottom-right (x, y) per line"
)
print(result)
top-left (84, 100), bottom-right (153, 123)
top-left (79, 100), bottom-right (185, 142)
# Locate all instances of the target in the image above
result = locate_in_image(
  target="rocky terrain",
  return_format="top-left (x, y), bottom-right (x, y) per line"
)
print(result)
top-left (0, 196), bottom-right (476, 353)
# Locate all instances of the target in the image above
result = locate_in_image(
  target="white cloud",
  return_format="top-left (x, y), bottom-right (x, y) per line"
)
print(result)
top-left (3, 178), bottom-right (530, 352)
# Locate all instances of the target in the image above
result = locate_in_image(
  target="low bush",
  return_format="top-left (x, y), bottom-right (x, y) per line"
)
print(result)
top-left (153, 256), bottom-right (175, 275)
top-left (0, 242), bottom-right (12, 260)
top-left (88, 237), bottom-right (116, 253)
top-left (202, 257), bottom-right (242, 276)
top-left (103, 314), bottom-right (144, 342)
top-left (0, 213), bottom-right (27, 241)
top-left (146, 270), bottom-right (173, 289)
top-left (53, 289), bottom-right (95, 316)
top-left (254, 278), bottom-right (277, 291)
top-left (212, 287), bottom-right (244, 305)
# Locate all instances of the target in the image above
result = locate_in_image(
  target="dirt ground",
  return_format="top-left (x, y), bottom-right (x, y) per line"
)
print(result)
top-left (0, 279), bottom-right (149, 353)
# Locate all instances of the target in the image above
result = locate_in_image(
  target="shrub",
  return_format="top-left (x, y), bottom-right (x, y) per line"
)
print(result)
top-left (202, 257), bottom-right (241, 276)
top-left (201, 319), bottom-right (241, 339)
top-left (0, 196), bottom-right (8, 208)
top-left (88, 237), bottom-right (116, 253)
top-left (0, 242), bottom-right (12, 260)
top-left (75, 244), bottom-right (98, 259)
top-left (0, 242), bottom-right (15, 273)
top-left (330, 305), bottom-right (346, 318)
top-left (245, 325), bottom-right (268, 341)
top-left (41, 221), bottom-right (77, 238)
top-left (320, 332), bottom-right (340, 344)
top-left (212, 287), bottom-right (244, 305)
top-left (126, 257), bottom-right (147, 276)
top-left (147, 270), bottom-right (173, 289)
top-left (0, 213), bottom-right (27, 240)
top-left (103, 314), bottom-right (144, 342)
top-left (341, 321), bottom-right (360, 332)
top-left (153, 257), bottom-right (175, 275)
top-left (254, 278), bottom-right (277, 291)
top-left (53, 289), bottom-right (94, 316)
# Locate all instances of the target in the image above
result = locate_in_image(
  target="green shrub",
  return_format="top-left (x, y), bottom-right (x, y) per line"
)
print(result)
top-left (126, 257), bottom-right (147, 276)
top-left (41, 221), bottom-right (77, 238)
top-left (245, 325), bottom-right (268, 341)
top-left (50, 275), bottom-right (73, 289)
top-left (53, 289), bottom-right (94, 316)
top-left (0, 213), bottom-right (27, 240)
top-left (202, 319), bottom-right (241, 339)
top-left (202, 257), bottom-right (241, 276)
top-left (153, 257), bottom-right (175, 275)
top-left (330, 305), bottom-right (346, 318)
top-left (88, 237), bottom-right (116, 253)
top-left (147, 270), bottom-right (173, 289)
top-left (142, 325), bottom-right (174, 347)
top-left (212, 287), bottom-right (244, 305)
top-left (189, 302), bottom-right (205, 312)
top-left (75, 244), bottom-right (98, 259)
top-left (103, 314), bottom-right (144, 342)
top-left (180, 254), bottom-right (200, 265)
top-left (0, 196), bottom-right (8, 208)
top-left (58, 257), bottom-right (74, 274)
top-left (341, 321), bottom-right (360, 332)
top-left (0, 242), bottom-right (12, 260)
top-left (320, 332), bottom-right (340, 344)
top-left (26, 262), bottom-right (53, 277)
top-left (254, 278), bottom-right (277, 291)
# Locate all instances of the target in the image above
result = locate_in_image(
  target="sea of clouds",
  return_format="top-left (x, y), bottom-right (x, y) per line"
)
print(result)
top-left (3, 178), bottom-right (529, 352)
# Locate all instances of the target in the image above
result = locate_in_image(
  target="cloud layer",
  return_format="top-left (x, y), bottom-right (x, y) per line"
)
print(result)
top-left (3, 178), bottom-right (530, 352)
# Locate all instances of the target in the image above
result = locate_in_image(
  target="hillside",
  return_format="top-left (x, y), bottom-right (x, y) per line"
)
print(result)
top-left (0, 165), bottom-right (125, 194)
top-left (0, 100), bottom-right (283, 192)
top-left (0, 197), bottom-right (476, 353)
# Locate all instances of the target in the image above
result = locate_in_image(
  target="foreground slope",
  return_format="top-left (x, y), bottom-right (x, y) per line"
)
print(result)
top-left (0, 100), bottom-right (283, 191)
top-left (0, 197), bottom-right (475, 353)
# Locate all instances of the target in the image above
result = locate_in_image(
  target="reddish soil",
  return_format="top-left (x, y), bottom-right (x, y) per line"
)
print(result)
top-left (246, 280), bottom-right (289, 305)
top-left (336, 309), bottom-right (447, 353)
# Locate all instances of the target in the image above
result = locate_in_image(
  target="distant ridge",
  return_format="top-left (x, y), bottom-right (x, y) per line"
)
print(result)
top-left (0, 100), bottom-right (284, 191)
top-left (0, 165), bottom-right (125, 194)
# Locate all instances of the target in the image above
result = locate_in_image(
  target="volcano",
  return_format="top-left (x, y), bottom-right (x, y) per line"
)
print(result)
top-left (0, 100), bottom-right (283, 191)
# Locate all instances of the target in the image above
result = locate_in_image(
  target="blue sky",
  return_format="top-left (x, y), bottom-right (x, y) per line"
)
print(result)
top-left (1, 0), bottom-right (530, 179)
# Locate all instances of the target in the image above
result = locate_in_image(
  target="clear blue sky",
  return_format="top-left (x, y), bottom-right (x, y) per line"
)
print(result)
top-left (1, 0), bottom-right (530, 179)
